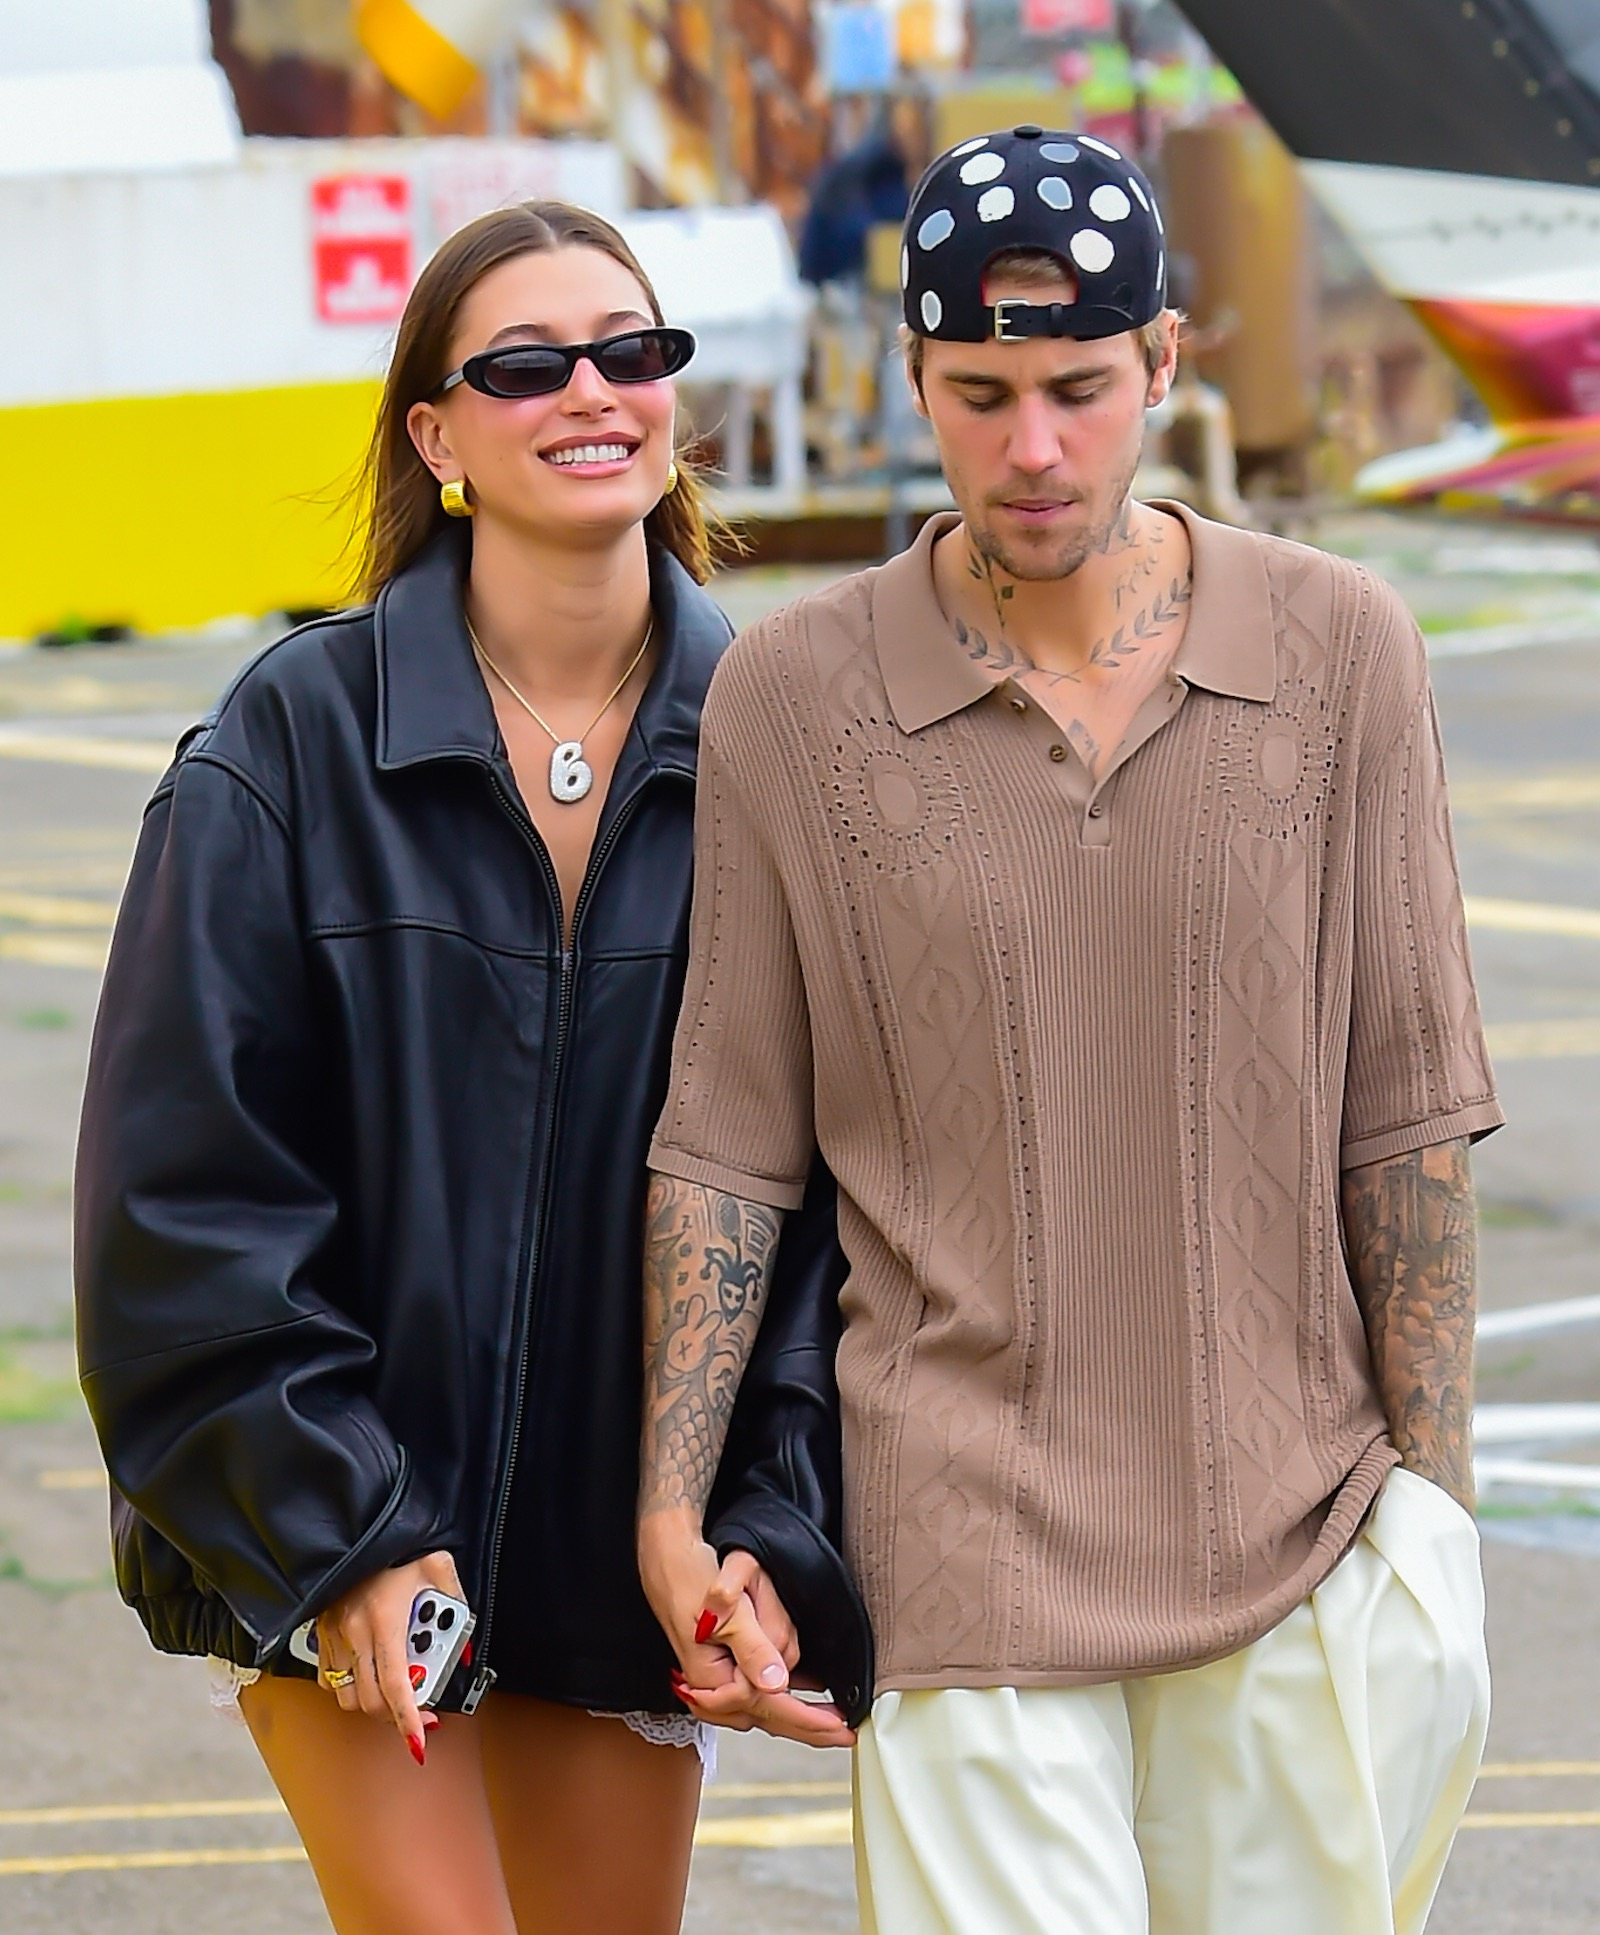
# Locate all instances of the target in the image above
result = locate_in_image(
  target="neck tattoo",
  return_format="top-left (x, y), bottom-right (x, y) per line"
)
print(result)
top-left (467, 615), bottom-right (653, 804)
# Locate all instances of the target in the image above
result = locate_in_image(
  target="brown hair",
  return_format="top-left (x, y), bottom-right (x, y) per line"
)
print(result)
top-left (356, 201), bottom-right (722, 598)
top-left (904, 247), bottom-right (1174, 388)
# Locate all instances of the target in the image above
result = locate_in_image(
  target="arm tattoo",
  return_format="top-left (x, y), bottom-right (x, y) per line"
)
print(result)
top-left (640, 1174), bottom-right (783, 1522)
top-left (1341, 1137), bottom-right (1478, 1511)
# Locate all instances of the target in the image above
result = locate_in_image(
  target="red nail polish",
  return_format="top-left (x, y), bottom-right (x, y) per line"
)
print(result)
top-left (462, 1641), bottom-right (473, 1666)
top-left (695, 1610), bottom-right (717, 1645)
top-left (669, 1667), bottom-right (686, 1686)
top-left (672, 1687), bottom-right (696, 1707)
top-left (409, 1664), bottom-right (426, 1688)
top-left (422, 1715), bottom-right (441, 1733)
top-left (408, 1733), bottom-right (426, 1767)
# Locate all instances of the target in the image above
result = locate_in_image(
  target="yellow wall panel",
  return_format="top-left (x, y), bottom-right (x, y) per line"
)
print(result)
top-left (0, 380), bottom-right (382, 640)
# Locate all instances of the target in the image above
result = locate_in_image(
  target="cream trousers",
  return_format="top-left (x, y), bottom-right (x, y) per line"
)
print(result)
top-left (854, 1468), bottom-right (1489, 1935)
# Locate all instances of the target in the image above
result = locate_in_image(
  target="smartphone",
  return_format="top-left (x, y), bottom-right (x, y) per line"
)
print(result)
top-left (286, 1589), bottom-right (477, 1709)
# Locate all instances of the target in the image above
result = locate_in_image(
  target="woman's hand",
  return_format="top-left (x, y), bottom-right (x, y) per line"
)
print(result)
top-left (315, 1550), bottom-right (464, 1762)
top-left (639, 1507), bottom-right (855, 1749)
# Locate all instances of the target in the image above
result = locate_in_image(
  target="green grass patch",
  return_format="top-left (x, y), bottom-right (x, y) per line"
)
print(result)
top-left (0, 1346), bottom-right (79, 1423)
top-left (1478, 1497), bottom-right (1600, 1520)
top-left (1480, 1198), bottom-right (1561, 1230)
top-left (15, 1007), bottom-right (72, 1031)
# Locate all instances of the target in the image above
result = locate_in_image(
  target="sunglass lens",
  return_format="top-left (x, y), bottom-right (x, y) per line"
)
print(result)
top-left (596, 332), bottom-right (680, 383)
top-left (476, 348), bottom-right (571, 397)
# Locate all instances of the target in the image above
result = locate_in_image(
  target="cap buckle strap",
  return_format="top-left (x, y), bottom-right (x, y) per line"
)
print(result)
top-left (992, 298), bottom-right (1028, 343)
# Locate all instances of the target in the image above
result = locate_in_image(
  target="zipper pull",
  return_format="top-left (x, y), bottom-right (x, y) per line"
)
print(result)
top-left (460, 1662), bottom-right (498, 1715)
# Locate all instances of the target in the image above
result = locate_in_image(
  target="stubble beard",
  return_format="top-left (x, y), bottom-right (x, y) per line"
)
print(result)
top-left (967, 442), bottom-right (1142, 585)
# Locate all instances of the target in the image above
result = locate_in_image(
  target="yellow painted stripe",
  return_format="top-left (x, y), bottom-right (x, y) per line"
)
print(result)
top-left (356, 0), bottom-right (480, 120)
top-left (1484, 1018), bottom-right (1600, 1060)
top-left (1480, 1762), bottom-right (1600, 1779)
top-left (0, 733), bottom-right (171, 774)
top-left (694, 1808), bottom-right (854, 1848)
top-left (1460, 1811), bottom-right (1600, 1829)
top-left (0, 933), bottom-right (108, 971)
top-left (37, 1469), bottom-right (105, 1491)
top-left (1465, 895), bottom-right (1600, 940)
top-left (710, 1781), bottom-right (852, 1801)
top-left (0, 1846), bottom-right (307, 1879)
top-left (0, 1799), bottom-right (284, 1829)
top-left (0, 891), bottom-right (116, 928)
top-left (1452, 775), bottom-right (1600, 815)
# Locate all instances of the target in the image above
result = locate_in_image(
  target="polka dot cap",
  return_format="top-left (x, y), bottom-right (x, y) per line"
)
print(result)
top-left (901, 124), bottom-right (1166, 343)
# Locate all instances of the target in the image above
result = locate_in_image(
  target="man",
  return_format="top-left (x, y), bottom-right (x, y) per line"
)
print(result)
top-left (639, 126), bottom-right (1498, 1934)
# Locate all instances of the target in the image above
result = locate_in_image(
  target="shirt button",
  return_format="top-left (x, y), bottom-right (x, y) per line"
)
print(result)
top-left (1048, 744), bottom-right (1066, 762)
top-left (1088, 802), bottom-right (1104, 818)
top-left (1010, 697), bottom-right (1027, 713)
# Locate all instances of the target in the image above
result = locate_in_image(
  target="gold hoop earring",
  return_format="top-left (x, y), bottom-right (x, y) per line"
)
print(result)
top-left (440, 479), bottom-right (474, 518)
top-left (664, 461), bottom-right (680, 497)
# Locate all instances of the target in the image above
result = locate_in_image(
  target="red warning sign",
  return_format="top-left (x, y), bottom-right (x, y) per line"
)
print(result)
top-left (312, 175), bottom-right (412, 324)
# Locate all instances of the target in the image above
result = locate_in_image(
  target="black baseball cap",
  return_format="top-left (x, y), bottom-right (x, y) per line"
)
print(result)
top-left (901, 125), bottom-right (1166, 344)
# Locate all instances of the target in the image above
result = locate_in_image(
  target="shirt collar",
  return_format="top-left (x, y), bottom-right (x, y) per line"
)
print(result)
top-left (872, 498), bottom-right (1277, 736)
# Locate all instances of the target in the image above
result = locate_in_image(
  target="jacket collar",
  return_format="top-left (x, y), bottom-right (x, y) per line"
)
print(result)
top-left (873, 498), bottom-right (1277, 736)
top-left (374, 529), bottom-right (729, 777)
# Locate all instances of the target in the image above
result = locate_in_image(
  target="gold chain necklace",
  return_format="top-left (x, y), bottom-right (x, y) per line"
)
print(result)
top-left (466, 614), bottom-right (653, 804)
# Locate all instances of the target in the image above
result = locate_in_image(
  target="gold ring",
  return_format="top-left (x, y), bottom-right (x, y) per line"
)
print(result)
top-left (324, 1667), bottom-right (356, 1690)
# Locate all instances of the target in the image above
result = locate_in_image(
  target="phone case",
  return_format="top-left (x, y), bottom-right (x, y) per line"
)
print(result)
top-left (407, 1589), bottom-right (476, 1707)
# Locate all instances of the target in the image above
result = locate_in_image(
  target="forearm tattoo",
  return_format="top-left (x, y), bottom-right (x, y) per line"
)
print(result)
top-left (1341, 1137), bottom-right (1478, 1511)
top-left (640, 1175), bottom-right (782, 1522)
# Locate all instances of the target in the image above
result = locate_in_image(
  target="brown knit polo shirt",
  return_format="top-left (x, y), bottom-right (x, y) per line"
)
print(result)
top-left (650, 505), bottom-right (1502, 1692)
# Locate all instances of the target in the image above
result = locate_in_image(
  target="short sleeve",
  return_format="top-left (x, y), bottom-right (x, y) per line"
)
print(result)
top-left (648, 715), bottom-right (815, 1210)
top-left (1341, 664), bottom-right (1504, 1170)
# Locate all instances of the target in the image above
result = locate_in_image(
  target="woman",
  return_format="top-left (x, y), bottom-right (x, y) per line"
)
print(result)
top-left (73, 201), bottom-right (851, 1935)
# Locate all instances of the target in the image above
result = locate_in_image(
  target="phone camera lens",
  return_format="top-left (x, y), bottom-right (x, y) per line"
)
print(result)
top-left (438, 1608), bottom-right (455, 1630)
top-left (414, 1630), bottom-right (433, 1653)
top-left (418, 1600), bottom-right (437, 1622)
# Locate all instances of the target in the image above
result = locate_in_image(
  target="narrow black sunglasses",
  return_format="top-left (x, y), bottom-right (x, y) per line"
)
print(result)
top-left (435, 326), bottom-right (697, 400)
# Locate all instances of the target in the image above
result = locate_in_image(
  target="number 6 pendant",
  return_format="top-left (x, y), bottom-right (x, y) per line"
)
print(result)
top-left (549, 740), bottom-right (593, 803)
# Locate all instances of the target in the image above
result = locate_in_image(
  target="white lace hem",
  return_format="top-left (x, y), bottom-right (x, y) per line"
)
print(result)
top-left (206, 1658), bottom-right (716, 1777)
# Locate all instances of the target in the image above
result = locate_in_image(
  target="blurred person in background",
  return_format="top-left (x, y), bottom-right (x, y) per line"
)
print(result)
top-left (640, 129), bottom-right (1497, 1935)
top-left (798, 94), bottom-right (928, 288)
top-left (74, 200), bottom-right (856, 1935)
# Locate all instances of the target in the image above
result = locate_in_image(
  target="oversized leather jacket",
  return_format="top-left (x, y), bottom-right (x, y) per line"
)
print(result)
top-left (74, 533), bottom-right (871, 1721)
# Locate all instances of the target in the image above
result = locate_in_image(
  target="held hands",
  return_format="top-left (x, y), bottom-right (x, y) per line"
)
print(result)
top-left (638, 1506), bottom-right (856, 1749)
top-left (315, 1549), bottom-right (464, 1765)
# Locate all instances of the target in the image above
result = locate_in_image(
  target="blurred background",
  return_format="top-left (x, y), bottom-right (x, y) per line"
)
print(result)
top-left (3, 2), bottom-right (1600, 1930)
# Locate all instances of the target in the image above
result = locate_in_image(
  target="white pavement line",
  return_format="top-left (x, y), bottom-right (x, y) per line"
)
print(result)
top-left (0, 731), bottom-right (171, 774)
top-left (710, 1782), bottom-right (852, 1800)
top-left (1464, 896), bottom-right (1600, 940)
top-left (1484, 1018), bottom-right (1600, 1060)
top-left (1476, 1458), bottom-right (1600, 1492)
top-left (1478, 1295), bottom-right (1600, 1342)
top-left (1480, 1763), bottom-right (1600, 1778)
top-left (1474, 1404), bottom-right (1600, 1444)
top-left (0, 933), bottom-right (108, 971)
top-left (1427, 616), bottom-right (1600, 658)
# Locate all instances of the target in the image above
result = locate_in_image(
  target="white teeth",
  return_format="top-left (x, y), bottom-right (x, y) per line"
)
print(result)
top-left (546, 443), bottom-right (631, 466)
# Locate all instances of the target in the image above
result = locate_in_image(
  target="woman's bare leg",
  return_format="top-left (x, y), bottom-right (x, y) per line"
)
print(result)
top-left (478, 1694), bottom-right (701, 1935)
top-left (241, 1677), bottom-right (518, 1935)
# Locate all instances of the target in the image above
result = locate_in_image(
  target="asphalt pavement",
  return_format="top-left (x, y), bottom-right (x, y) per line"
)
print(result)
top-left (2, 512), bottom-right (1598, 1933)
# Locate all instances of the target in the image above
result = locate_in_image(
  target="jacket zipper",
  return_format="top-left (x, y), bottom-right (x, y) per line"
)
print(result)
top-left (470, 763), bottom-right (693, 1693)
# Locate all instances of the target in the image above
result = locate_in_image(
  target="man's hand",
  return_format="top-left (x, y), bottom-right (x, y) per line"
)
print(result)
top-left (1342, 1135), bottom-right (1477, 1514)
top-left (639, 1508), bottom-right (856, 1749)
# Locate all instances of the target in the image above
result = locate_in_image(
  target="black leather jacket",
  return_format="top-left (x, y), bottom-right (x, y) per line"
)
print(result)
top-left (74, 533), bottom-right (871, 1721)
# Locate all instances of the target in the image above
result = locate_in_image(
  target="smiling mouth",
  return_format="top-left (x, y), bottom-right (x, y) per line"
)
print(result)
top-left (542, 442), bottom-right (638, 468)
